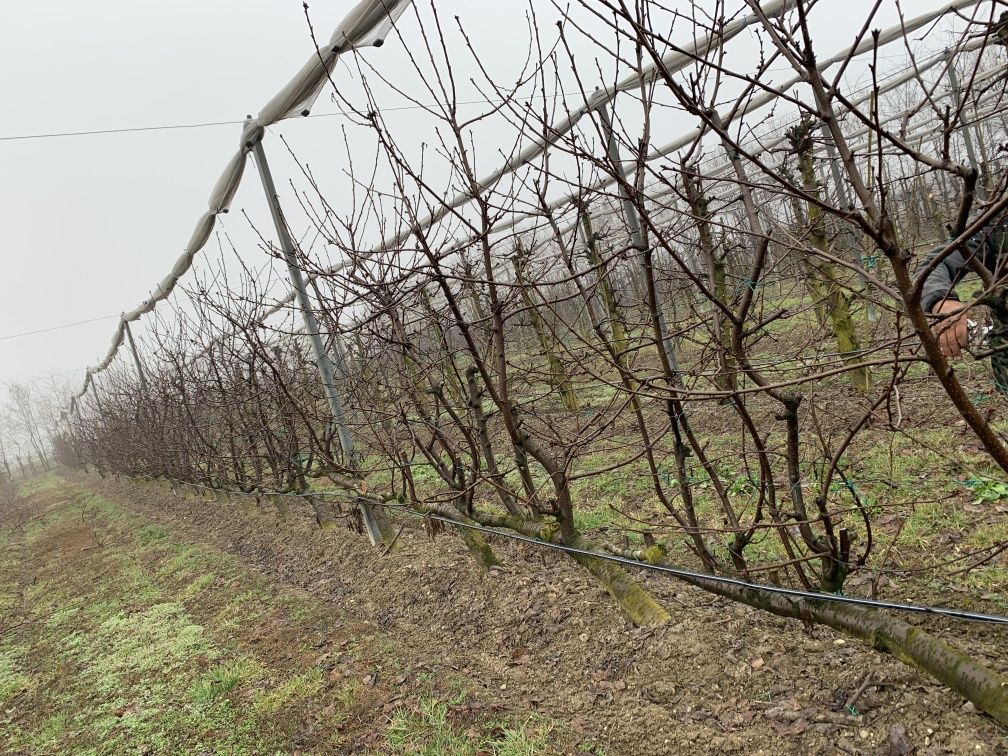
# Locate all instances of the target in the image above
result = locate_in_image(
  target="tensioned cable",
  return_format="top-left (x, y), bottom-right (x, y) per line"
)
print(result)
top-left (0, 91), bottom-right (588, 143)
top-left (0, 119), bottom-right (247, 142)
top-left (407, 509), bottom-right (1008, 626)
top-left (27, 367), bottom-right (88, 382)
top-left (0, 314), bottom-right (121, 342)
top-left (168, 478), bottom-right (1008, 625)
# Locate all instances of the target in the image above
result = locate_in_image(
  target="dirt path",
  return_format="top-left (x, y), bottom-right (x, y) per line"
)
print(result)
top-left (1, 476), bottom-right (557, 754)
top-left (3, 473), bottom-right (1006, 754)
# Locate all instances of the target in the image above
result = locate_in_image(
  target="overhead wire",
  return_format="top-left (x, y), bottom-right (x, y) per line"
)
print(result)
top-left (0, 91), bottom-right (588, 143)
top-left (0, 314), bottom-right (121, 342)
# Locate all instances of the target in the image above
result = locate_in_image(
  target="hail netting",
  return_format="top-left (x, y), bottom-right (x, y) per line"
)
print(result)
top-left (281, 0), bottom-right (990, 316)
top-left (248, 0), bottom-right (996, 345)
top-left (63, 0), bottom-right (997, 418)
top-left (65, 0), bottom-right (806, 419)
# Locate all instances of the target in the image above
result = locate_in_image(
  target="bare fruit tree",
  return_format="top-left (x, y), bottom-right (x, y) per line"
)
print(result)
top-left (52, 0), bottom-right (1008, 723)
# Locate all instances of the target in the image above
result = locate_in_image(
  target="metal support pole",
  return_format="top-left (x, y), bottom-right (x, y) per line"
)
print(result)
top-left (820, 129), bottom-right (857, 220)
top-left (945, 51), bottom-right (986, 200)
top-left (596, 100), bottom-right (683, 385)
top-left (122, 317), bottom-right (150, 396)
top-left (250, 131), bottom-right (383, 546)
top-left (89, 375), bottom-right (106, 415)
top-left (86, 377), bottom-right (108, 473)
top-left (820, 126), bottom-right (878, 321)
top-left (933, 138), bottom-right (954, 217)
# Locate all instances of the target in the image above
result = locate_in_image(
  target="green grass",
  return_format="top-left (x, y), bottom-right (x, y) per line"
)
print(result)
top-left (385, 691), bottom-right (553, 756)
top-left (899, 501), bottom-right (968, 549)
top-left (0, 648), bottom-right (31, 706)
top-left (2, 475), bottom-right (564, 754)
top-left (190, 658), bottom-right (261, 705)
top-left (16, 472), bottom-right (63, 497)
top-left (448, 408), bottom-right (1008, 598)
top-left (0, 489), bottom-right (314, 753)
top-left (253, 669), bottom-right (325, 714)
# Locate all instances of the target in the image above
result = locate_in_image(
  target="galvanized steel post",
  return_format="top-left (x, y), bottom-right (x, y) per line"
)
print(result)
top-left (250, 131), bottom-right (383, 546)
top-left (945, 50), bottom-right (986, 200)
top-left (596, 99), bottom-right (683, 385)
top-left (820, 126), bottom-right (878, 321)
top-left (122, 317), bottom-right (150, 396)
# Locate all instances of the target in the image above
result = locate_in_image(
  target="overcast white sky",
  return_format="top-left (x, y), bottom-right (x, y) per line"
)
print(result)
top-left (0, 0), bottom-right (984, 399)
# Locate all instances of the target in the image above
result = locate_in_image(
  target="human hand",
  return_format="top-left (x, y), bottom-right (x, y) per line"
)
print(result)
top-left (931, 300), bottom-right (969, 358)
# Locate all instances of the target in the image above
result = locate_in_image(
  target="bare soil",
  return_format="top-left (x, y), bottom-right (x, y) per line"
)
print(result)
top-left (45, 470), bottom-right (1008, 755)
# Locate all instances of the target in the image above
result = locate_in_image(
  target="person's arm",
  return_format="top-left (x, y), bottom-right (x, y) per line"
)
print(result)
top-left (920, 244), bottom-right (968, 314)
top-left (918, 229), bottom-right (994, 357)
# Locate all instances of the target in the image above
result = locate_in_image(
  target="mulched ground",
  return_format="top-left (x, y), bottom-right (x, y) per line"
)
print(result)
top-left (65, 470), bottom-right (1007, 755)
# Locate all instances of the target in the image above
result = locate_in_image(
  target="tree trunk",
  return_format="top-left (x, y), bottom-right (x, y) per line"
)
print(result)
top-left (581, 208), bottom-right (629, 363)
top-left (469, 510), bottom-right (671, 627)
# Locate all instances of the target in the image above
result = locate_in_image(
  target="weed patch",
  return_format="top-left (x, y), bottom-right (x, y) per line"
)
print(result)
top-left (386, 692), bottom-right (554, 756)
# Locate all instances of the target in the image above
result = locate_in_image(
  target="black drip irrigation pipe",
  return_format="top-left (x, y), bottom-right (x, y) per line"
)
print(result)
top-left (124, 475), bottom-right (1008, 626)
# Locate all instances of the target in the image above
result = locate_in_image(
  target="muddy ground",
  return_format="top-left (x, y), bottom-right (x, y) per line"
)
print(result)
top-left (3, 472), bottom-right (1007, 754)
